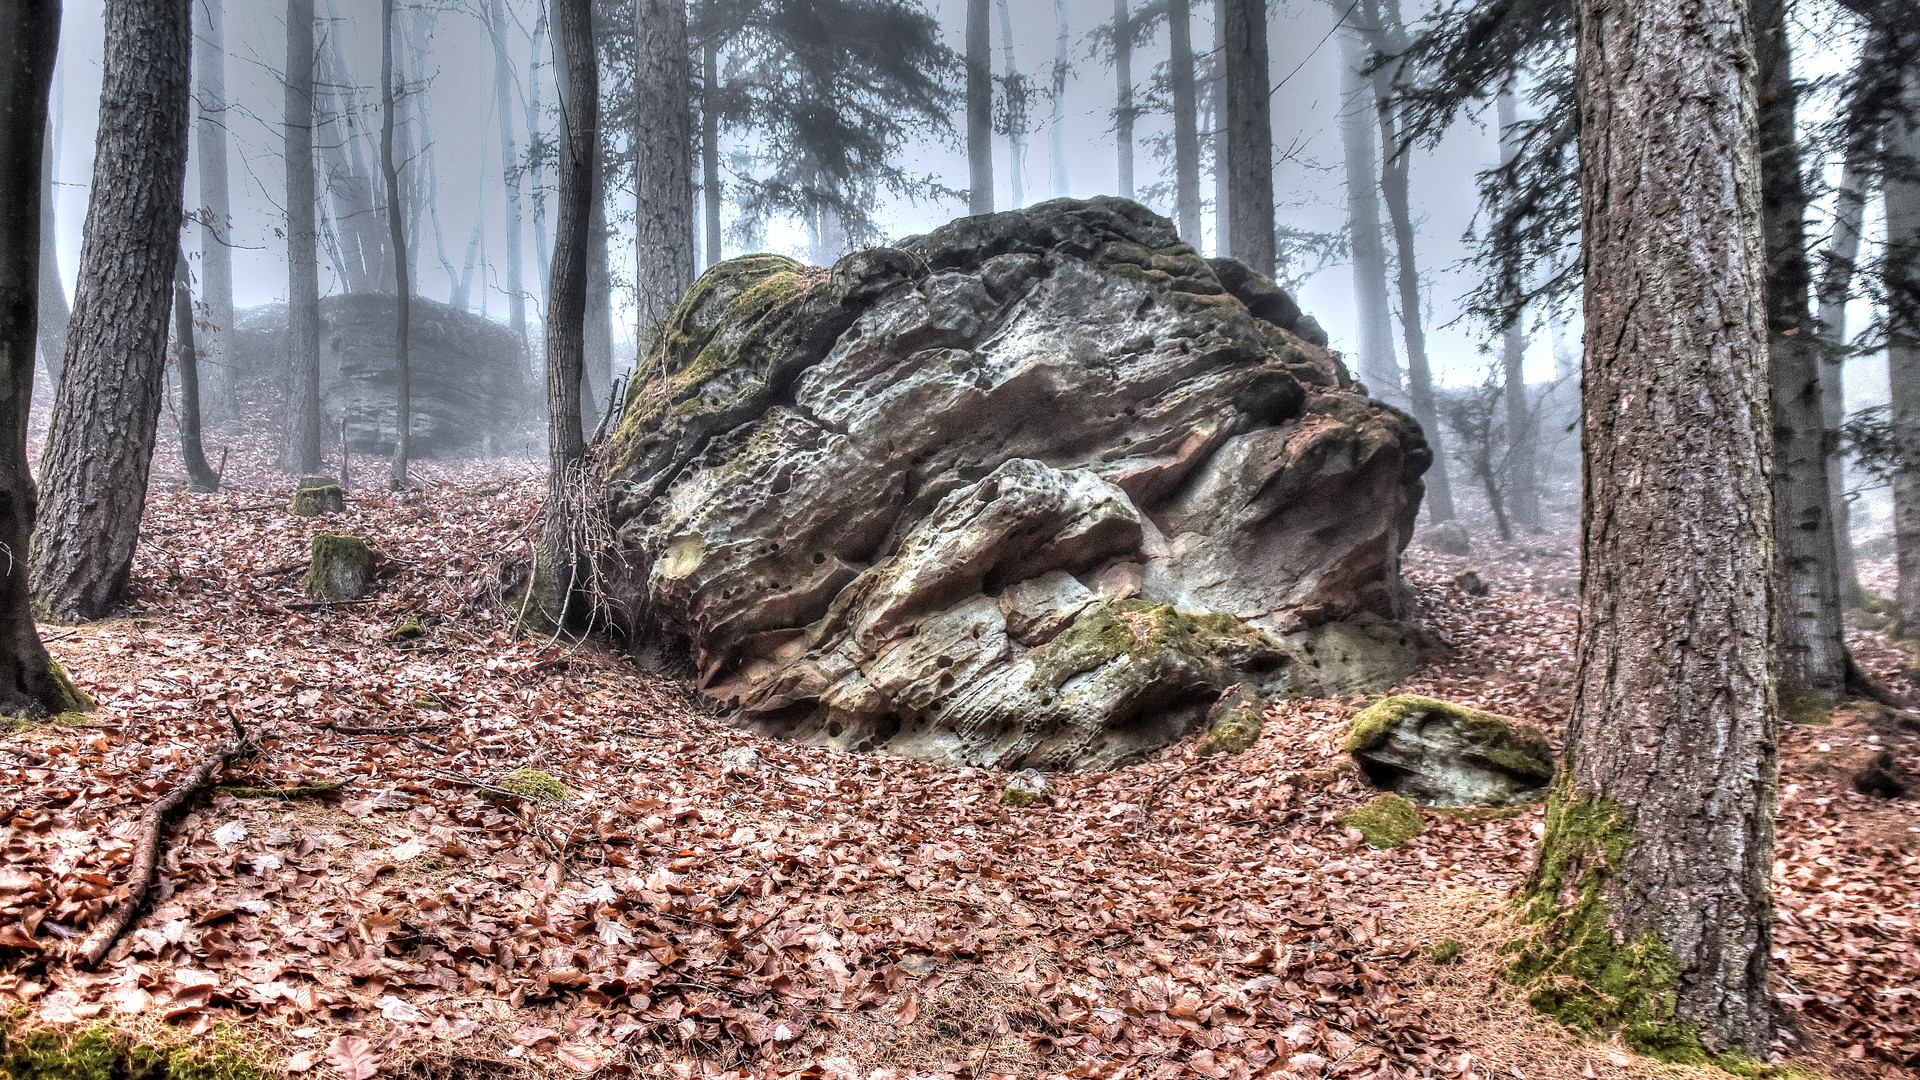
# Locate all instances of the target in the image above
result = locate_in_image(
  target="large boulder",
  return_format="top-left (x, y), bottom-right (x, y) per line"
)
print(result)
top-left (599, 198), bottom-right (1431, 770)
top-left (1346, 695), bottom-right (1555, 806)
top-left (227, 294), bottom-right (540, 457)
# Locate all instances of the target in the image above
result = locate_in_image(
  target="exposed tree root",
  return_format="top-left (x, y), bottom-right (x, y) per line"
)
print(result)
top-left (1846, 652), bottom-right (1908, 709)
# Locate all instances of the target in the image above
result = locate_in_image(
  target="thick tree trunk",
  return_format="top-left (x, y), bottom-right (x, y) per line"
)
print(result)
top-left (489, 0), bottom-right (526, 356)
top-left (1818, 155), bottom-right (1868, 599)
top-left (702, 44), bottom-right (722, 266)
top-left (36, 119), bottom-right (68, 392)
top-left (0, 0), bottom-right (85, 713)
top-left (633, 0), bottom-right (696, 345)
top-left (1890, 73), bottom-right (1920, 630)
top-left (967, 0), bottom-right (993, 215)
top-left (996, 0), bottom-right (1027, 209)
top-left (170, 249), bottom-right (217, 492)
top-left (1114, 0), bottom-right (1133, 200)
top-left (1211, 0), bottom-right (1230, 257)
top-left (1754, 0), bottom-right (1845, 712)
top-left (192, 0), bottom-right (235, 422)
top-left (544, 0), bottom-right (597, 626)
top-left (1512, 0), bottom-right (1778, 1054)
top-left (381, 0), bottom-right (410, 489)
top-left (1497, 89), bottom-right (1540, 529)
top-left (1167, 0), bottom-right (1201, 243)
top-left (1335, 21), bottom-right (1399, 404)
top-left (1049, 0), bottom-right (1070, 198)
top-left (280, 0), bottom-right (322, 474)
top-left (1221, 0), bottom-right (1274, 277)
top-left (1361, 0), bottom-right (1454, 522)
top-left (30, 0), bottom-right (193, 623)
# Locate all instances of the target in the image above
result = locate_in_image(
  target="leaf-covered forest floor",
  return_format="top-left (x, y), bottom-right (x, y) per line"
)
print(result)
top-left (2, 442), bottom-right (1916, 1080)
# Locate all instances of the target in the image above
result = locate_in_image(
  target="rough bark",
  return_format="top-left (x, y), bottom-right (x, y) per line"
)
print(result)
top-left (1497, 90), bottom-right (1539, 530)
top-left (1222, 0), bottom-right (1274, 277)
top-left (633, 0), bottom-right (696, 345)
top-left (1361, 0), bottom-right (1454, 522)
top-left (702, 43), bottom-right (722, 267)
top-left (1516, 0), bottom-right (1778, 1054)
top-left (281, 0), bottom-right (322, 474)
top-left (544, 0), bottom-right (596, 626)
top-left (1754, 0), bottom-right (1845, 711)
top-left (170, 249), bottom-right (218, 492)
top-left (1891, 71), bottom-right (1920, 631)
top-left (1167, 0), bottom-right (1201, 244)
top-left (0, 0), bottom-right (82, 714)
top-left (967, 0), bottom-right (993, 215)
top-left (1335, 20), bottom-right (1399, 404)
top-left (381, 0), bottom-right (411, 489)
top-left (1817, 155), bottom-right (1868, 599)
top-left (996, 0), bottom-right (1027, 209)
top-left (1049, 0), bottom-right (1070, 198)
top-left (36, 114), bottom-right (68, 391)
top-left (192, 0), bottom-right (235, 422)
top-left (488, 0), bottom-right (526, 356)
top-left (30, 0), bottom-right (193, 623)
top-left (1114, 0), bottom-right (1133, 200)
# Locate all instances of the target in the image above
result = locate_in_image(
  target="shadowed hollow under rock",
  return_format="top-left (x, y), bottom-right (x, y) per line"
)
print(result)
top-left (598, 198), bottom-right (1433, 770)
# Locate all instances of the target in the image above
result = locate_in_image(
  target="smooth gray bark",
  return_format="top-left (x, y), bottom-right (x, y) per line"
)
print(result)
top-left (1817, 156), bottom-right (1867, 599)
top-left (1167, 0), bottom-right (1200, 243)
top-left (527, 4), bottom-right (549, 307)
top-left (1049, 0), bottom-right (1070, 198)
top-left (381, 0), bottom-right (410, 488)
top-left (36, 112), bottom-right (68, 391)
top-left (633, 0), bottom-right (696, 344)
top-left (192, 0), bottom-right (234, 421)
top-left (1335, 21), bottom-right (1399, 403)
top-left (702, 43), bottom-right (722, 266)
top-left (1890, 71), bottom-right (1920, 630)
top-left (489, 0), bottom-right (526, 355)
top-left (170, 248), bottom-right (217, 491)
top-left (1114, 0), bottom-right (1133, 199)
top-left (1221, 0), bottom-right (1274, 277)
top-left (1211, 0), bottom-right (1229, 256)
top-left (967, 0), bottom-right (993, 215)
top-left (280, 0), bottom-right (321, 473)
top-left (1497, 89), bottom-right (1539, 529)
top-left (996, 0), bottom-right (1027, 208)
top-left (454, 131), bottom-right (488, 309)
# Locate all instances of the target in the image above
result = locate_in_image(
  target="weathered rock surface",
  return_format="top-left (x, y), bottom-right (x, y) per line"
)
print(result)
top-left (228, 294), bottom-right (540, 457)
top-left (1346, 695), bottom-right (1554, 806)
top-left (305, 534), bottom-right (375, 602)
top-left (600, 198), bottom-right (1431, 770)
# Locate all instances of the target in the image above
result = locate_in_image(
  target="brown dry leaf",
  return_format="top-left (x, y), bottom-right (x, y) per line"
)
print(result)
top-left (325, 1035), bottom-right (380, 1080)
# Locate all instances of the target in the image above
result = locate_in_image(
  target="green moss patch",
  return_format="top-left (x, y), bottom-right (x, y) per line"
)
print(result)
top-left (388, 617), bottom-right (427, 642)
top-left (1196, 688), bottom-right (1264, 757)
top-left (1027, 600), bottom-right (1278, 692)
top-left (1, 1024), bottom-right (272, 1080)
top-left (1430, 938), bottom-right (1464, 965)
top-left (1338, 794), bottom-right (1424, 849)
top-left (1347, 694), bottom-right (1553, 781)
top-left (46, 661), bottom-right (94, 715)
top-left (486, 768), bottom-right (571, 803)
top-left (289, 483), bottom-right (344, 516)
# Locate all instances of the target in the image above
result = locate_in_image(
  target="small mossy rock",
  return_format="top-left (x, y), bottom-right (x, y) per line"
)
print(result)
top-left (303, 534), bottom-right (375, 601)
top-left (1339, 793), bottom-right (1424, 848)
top-left (720, 747), bottom-right (762, 774)
top-left (1347, 694), bottom-right (1554, 807)
top-left (388, 617), bottom-right (427, 642)
top-left (1195, 686), bottom-right (1264, 757)
top-left (1003, 768), bottom-right (1055, 807)
top-left (484, 767), bottom-right (571, 803)
top-left (1453, 570), bottom-right (1489, 597)
top-left (290, 482), bottom-right (345, 516)
top-left (412, 692), bottom-right (446, 711)
top-left (1418, 521), bottom-right (1471, 556)
top-left (1430, 938), bottom-right (1464, 964)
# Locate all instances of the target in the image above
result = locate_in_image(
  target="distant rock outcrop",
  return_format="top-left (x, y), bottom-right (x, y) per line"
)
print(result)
top-left (228, 294), bottom-right (540, 457)
top-left (598, 198), bottom-right (1432, 770)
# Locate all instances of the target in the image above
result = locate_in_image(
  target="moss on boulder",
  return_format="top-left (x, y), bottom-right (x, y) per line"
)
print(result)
top-left (290, 479), bottom-right (345, 516)
top-left (387, 617), bottom-right (427, 642)
top-left (303, 534), bottom-right (374, 601)
top-left (1347, 695), bottom-right (1554, 807)
top-left (1195, 686), bottom-right (1265, 757)
top-left (485, 767), bottom-right (571, 803)
top-left (1002, 768), bottom-right (1055, 807)
top-left (1339, 794), bottom-right (1424, 848)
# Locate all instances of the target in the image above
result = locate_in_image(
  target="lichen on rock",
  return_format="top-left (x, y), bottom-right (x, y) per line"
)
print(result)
top-left (598, 197), bottom-right (1431, 770)
top-left (1347, 695), bottom-right (1554, 807)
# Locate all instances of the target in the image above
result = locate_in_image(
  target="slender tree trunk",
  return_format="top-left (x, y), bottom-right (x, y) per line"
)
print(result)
top-left (1889, 71), bottom-right (1920, 630)
top-left (967, 0), bottom-right (993, 215)
top-left (1335, 20), bottom-right (1399, 403)
top-left (1513, 0), bottom-right (1778, 1053)
top-left (280, 0), bottom-right (322, 474)
top-left (0, 0), bottom-right (85, 713)
top-left (585, 125), bottom-right (613, 426)
top-left (1754, 0), bottom-right (1845, 711)
top-left (37, 115), bottom-right (68, 391)
top-left (1818, 155), bottom-right (1869, 600)
top-left (1114, 0), bottom-right (1133, 200)
top-left (454, 129), bottom-right (489, 309)
top-left (1497, 89), bottom-right (1540, 529)
top-left (996, 0), bottom-right (1027, 209)
top-left (1167, 0), bottom-right (1201, 243)
top-left (1221, 0), bottom-right (1274, 277)
top-left (1361, 0), bottom-right (1454, 522)
top-left (633, 0), bottom-right (696, 345)
top-left (544, 0), bottom-right (597, 626)
top-left (702, 44), bottom-right (722, 265)
top-left (171, 248), bottom-right (217, 491)
top-left (1211, 0), bottom-right (1230, 257)
top-left (30, 0), bottom-right (193, 623)
top-left (527, 4), bottom-right (549, 308)
top-left (489, 0), bottom-right (526, 356)
top-left (192, 0), bottom-right (235, 422)
top-left (381, 0), bottom-right (410, 489)
top-left (1049, 0), bottom-right (1070, 198)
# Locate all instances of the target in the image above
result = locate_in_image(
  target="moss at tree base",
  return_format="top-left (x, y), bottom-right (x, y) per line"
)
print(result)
top-left (1338, 794), bottom-right (1424, 848)
top-left (45, 661), bottom-right (94, 715)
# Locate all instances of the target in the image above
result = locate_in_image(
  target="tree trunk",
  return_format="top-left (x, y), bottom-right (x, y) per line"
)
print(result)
top-left (1754, 0), bottom-right (1846, 712)
top-left (585, 121), bottom-right (614, 427)
top-left (526, 4), bottom-right (549, 307)
top-left (1512, 0), bottom-right (1777, 1054)
top-left (1890, 71), bottom-right (1920, 631)
top-left (1211, 0), bottom-right (1230, 257)
top-left (1497, 89), bottom-right (1540, 529)
top-left (1335, 20), bottom-right (1399, 404)
top-left (633, 0), bottom-right (696, 345)
top-left (192, 0), bottom-right (235, 423)
top-left (1221, 0), bottom-right (1274, 277)
top-left (967, 0), bottom-right (993, 215)
top-left (30, 0), bottom-right (193, 623)
top-left (36, 113), bottom-right (68, 392)
top-left (1167, 0), bottom-right (1201, 244)
top-left (280, 0), bottom-right (322, 474)
top-left (702, 43), bottom-right (722, 266)
top-left (170, 249), bottom-right (217, 492)
top-left (454, 132), bottom-right (489, 310)
top-left (489, 0), bottom-right (526, 357)
top-left (1361, 0), bottom-right (1454, 522)
top-left (381, 0), bottom-right (410, 489)
top-left (996, 0), bottom-right (1027, 209)
top-left (1818, 155), bottom-right (1868, 600)
top-left (544, 0), bottom-right (597, 627)
top-left (0, 0), bottom-right (87, 713)
top-left (1114, 0), bottom-right (1133, 200)
top-left (1049, 0), bottom-right (1070, 198)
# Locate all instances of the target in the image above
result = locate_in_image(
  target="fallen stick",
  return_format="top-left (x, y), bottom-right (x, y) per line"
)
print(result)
top-left (283, 599), bottom-right (377, 611)
top-left (77, 718), bottom-right (251, 967)
top-left (322, 720), bottom-right (451, 736)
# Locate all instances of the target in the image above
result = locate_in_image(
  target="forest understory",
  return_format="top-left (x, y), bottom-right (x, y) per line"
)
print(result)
top-left (1, 444), bottom-right (1915, 1080)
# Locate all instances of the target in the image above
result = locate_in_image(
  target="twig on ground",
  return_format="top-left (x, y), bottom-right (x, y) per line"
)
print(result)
top-left (2, 746), bottom-right (50, 766)
top-left (321, 720), bottom-right (451, 736)
top-left (283, 599), bottom-right (377, 611)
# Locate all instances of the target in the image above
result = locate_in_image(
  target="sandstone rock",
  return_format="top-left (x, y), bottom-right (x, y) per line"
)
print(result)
top-left (291, 478), bottom-right (344, 516)
top-left (1195, 686), bottom-right (1264, 757)
top-left (1003, 769), bottom-right (1055, 807)
top-left (599, 198), bottom-right (1431, 770)
top-left (1452, 570), bottom-right (1489, 597)
top-left (720, 747), bottom-right (762, 775)
top-left (1346, 695), bottom-right (1554, 807)
top-left (305, 534), bottom-right (375, 602)
top-left (1418, 521), bottom-right (1471, 557)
